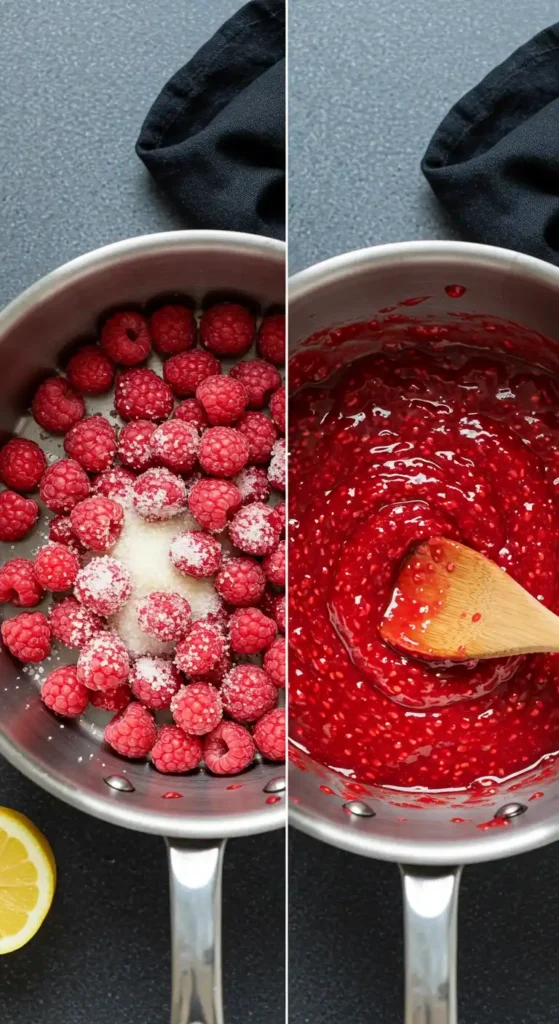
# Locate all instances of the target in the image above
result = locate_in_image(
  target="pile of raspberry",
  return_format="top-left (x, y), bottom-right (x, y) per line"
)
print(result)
top-left (0, 303), bottom-right (286, 775)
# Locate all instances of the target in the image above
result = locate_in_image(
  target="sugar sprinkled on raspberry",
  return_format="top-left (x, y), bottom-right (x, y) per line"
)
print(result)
top-left (175, 621), bottom-right (225, 678)
top-left (169, 531), bottom-right (222, 579)
top-left (0, 491), bottom-right (39, 541)
top-left (105, 702), bottom-right (157, 758)
top-left (196, 376), bottom-right (248, 425)
top-left (64, 415), bottom-right (117, 473)
top-left (268, 438), bottom-right (285, 491)
top-left (49, 595), bottom-right (105, 649)
top-left (274, 594), bottom-right (285, 633)
top-left (1, 611), bottom-right (51, 663)
top-left (34, 542), bottom-right (79, 591)
top-left (150, 305), bottom-right (196, 356)
top-left (67, 345), bottom-right (115, 395)
top-left (0, 558), bottom-right (43, 607)
top-left (263, 636), bottom-right (285, 687)
top-left (229, 359), bottom-right (281, 409)
top-left (198, 426), bottom-right (249, 478)
top-left (229, 502), bottom-right (281, 556)
top-left (221, 664), bottom-right (277, 722)
top-left (77, 632), bottom-right (130, 691)
top-left (173, 399), bottom-right (208, 430)
top-left (237, 411), bottom-right (278, 466)
top-left (229, 606), bottom-right (277, 655)
top-left (188, 478), bottom-right (242, 533)
top-left (41, 666), bottom-right (89, 718)
top-left (270, 386), bottom-right (285, 433)
top-left (40, 459), bottom-right (90, 514)
top-left (132, 467), bottom-right (187, 522)
top-left (129, 656), bottom-right (182, 710)
top-left (257, 314), bottom-right (285, 366)
top-left (151, 420), bottom-right (199, 473)
top-left (89, 686), bottom-right (132, 712)
top-left (151, 724), bottom-right (203, 773)
top-left (262, 540), bottom-right (285, 587)
top-left (74, 556), bottom-right (131, 616)
top-left (93, 466), bottom-right (137, 502)
top-left (234, 466), bottom-right (271, 505)
top-left (115, 368), bottom-right (173, 422)
top-left (101, 311), bottom-right (151, 366)
top-left (0, 439), bottom-right (47, 492)
top-left (164, 350), bottom-right (221, 397)
top-left (32, 376), bottom-right (85, 434)
top-left (215, 557), bottom-right (266, 606)
top-left (171, 682), bottom-right (223, 736)
top-left (271, 501), bottom-right (285, 536)
top-left (203, 721), bottom-right (255, 775)
top-left (117, 420), bottom-right (156, 471)
top-left (137, 591), bottom-right (192, 643)
top-left (70, 496), bottom-right (124, 552)
top-left (201, 303), bottom-right (255, 357)
top-left (253, 707), bottom-right (285, 761)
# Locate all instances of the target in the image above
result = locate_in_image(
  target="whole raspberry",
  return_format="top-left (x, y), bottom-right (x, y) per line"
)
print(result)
top-left (274, 594), bottom-right (285, 633)
top-left (229, 606), bottom-right (277, 655)
top-left (229, 359), bottom-right (281, 409)
top-left (188, 478), bottom-right (242, 533)
top-left (150, 304), bottom-right (196, 355)
top-left (229, 502), bottom-right (281, 556)
top-left (130, 656), bottom-right (182, 710)
top-left (1, 612), bottom-right (51, 662)
top-left (151, 420), bottom-right (199, 473)
top-left (49, 596), bottom-right (105, 648)
top-left (40, 459), bottom-right (90, 514)
top-left (215, 557), bottom-right (266, 606)
top-left (253, 708), bottom-right (285, 761)
top-left (32, 376), bottom-right (85, 434)
top-left (270, 501), bottom-right (285, 536)
top-left (237, 411), bottom-right (277, 464)
top-left (169, 531), bottom-right (222, 579)
top-left (0, 490), bottom-right (39, 541)
top-left (70, 496), bottom-right (124, 552)
top-left (93, 466), bottom-right (136, 501)
top-left (89, 686), bottom-right (132, 712)
top-left (262, 540), bottom-right (285, 587)
top-left (0, 439), bottom-right (47, 492)
top-left (263, 636), bottom-right (285, 687)
top-left (268, 439), bottom-right (285, 491)
top-left (41, 666), bottom-right (89, 718)
top-left (115, 368), bottom-right (173, 421)
top-left (101, 311), bottom-right (151, 365)
top-left (163, 350), bottom-right (221, 397)
top-left (49, 515), bottom-right (85, 554)
top-left (193, 648), bottom-right (232, 686)
top-left (151, 724), bottom-right (203, 773)
top-left (132, 467), bottom-right (187, 522)
top-left (77, 632), bottom-right (130, 691)
top-left (196, 376), bottom-right (248, 426)
top-left (67, 345), bottom-right (115, 395)
top-left (0, 558), bottom-right (43, 607)
top-left (105, 703), bottom-right (157, 758)
top-left (175, 621), bottom-right (225, 677)
top-left (257, 314), bottom-right (285, 366)
top-left (269, 386), bottom-right (285, 433)
top-left (137, 591), bottom-right (192, 643)
top-left (117, 420), bottom-right (156, 471)
top-left (203, 721), bottom-right (255, 775)
top-left (34, 542), bottom-right (79, 591)
top-left (221, 664), bottom-right (277, 722)
top-left (234, 466), bottom-right (271, 505)
top-left (171, 682), bottom-right (222, 736)
top-left (201, 303), bottom-right (255, 357)
top-left (74, 556), bottom-right (131, 616)
top-left (198, 426), bottom-right (249, 478)
top-left (64, 415), bottom-right (117, 473)
top-left (173, 399), bottom-right (208, 430)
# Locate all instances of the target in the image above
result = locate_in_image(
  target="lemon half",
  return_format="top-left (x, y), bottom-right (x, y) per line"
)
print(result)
top-left (0, 807), bottom-right (56, 953)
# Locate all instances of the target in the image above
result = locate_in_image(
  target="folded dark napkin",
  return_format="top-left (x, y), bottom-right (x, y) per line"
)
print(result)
top-left (422, 23), bottom-right (559, 265)
top-left (137, 0), bottom-right (285, 240)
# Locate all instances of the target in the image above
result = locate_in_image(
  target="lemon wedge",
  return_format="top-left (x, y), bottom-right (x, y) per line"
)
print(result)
top-left (0, 807), bottom-right (56, 953)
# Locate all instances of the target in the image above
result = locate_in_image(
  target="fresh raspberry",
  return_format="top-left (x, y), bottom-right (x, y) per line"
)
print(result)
top-left (40, 459), bottom-right (90, 514)
top-left (49, 515), bottom-right (86, 554)
top-left (198, 426), bottom-right (249, 478)
top-left (175, 621), bottom-right (225, 677)
top-left (229, 606), bottom-right (277, 655)
top-left (163, 350), bottom-right (221, 397)
top-left (150, 304), bottom-right (196, 355)
top-left (117, 420), bottom-right (156, 471)
top-left (34, 542), bottom-right (79, 591)
top-left (49, 596), bottom-right (105, 648)
top-left (129, 656), bottom-right (182, 710)
top-left (262, 540), bottom-right (285, 587)
top-left (41, 666), bottom-right (89, 718)
top-left (203, 721), bottom-right (255, 775)
top-left (221, 664), bottom-right (277, 722)
top-left (0, 558), bottom-right (43, 607)
top-left (137, 591), bottom-right (192, 643)
top-left (67, 345), bottom-right (115, 395)
top-left (193, 648), bottom-right (232, 686)
top-left (215, 557), bottom-right (266, 607)
top-left (201, 303), bottom-right (255, 357)
top-left (104, 702), bottom-right (157, 758)
top-left (188, 478), bottom-right (242, 532)
top-left (269, 386), bottom-right (285, 433)
top-left (196, 376), bottom-right (248, 426)
top-left (169, 531), bottom-right (222, 579)
top-left (270, 501), bottom-right (285, 536)
top-left (263, 636), bottom-right (285, 687)
top-left (101, 311), bottom-right (151, 366)
top-left (254, 708), bottom-right (285, 761)
top-left (0, 490), bottom-right (39, 541)
top-left (93, 466), bottom-right (137, 501)
top-left (1, 612), bottom-right (51, 662)
top-left (115, 368), bottom-right (173, 422)
top-left (89, 686), bottom-right (131, 712)
top-left (74, 556), bottom-right (132, 616)
top-left (151, 724), bottom-right (203, 773)
top-left (257, 314), bottom-right (285, 366)
top-left (77, 632), bottom-right (130, 691)
top-left (268, 439), bottom-right (285, 491)
top-left (64, 415), bottom-right (117, 473)
top-left (234, 466), bottom-right (271, 505)
top-left (132, 467), bottom-right (187, 522)
top-left (0, 439), bottom-right (47, 492)
top-left (229, 359), bottom-right (281, 409)
top-left (32, 376), bottom-right (85, 434)
top-left (173, 399), bottom-right (208, 430)
top-left (237, 411), bottom-right (277, 464)
top-left (274, 594), bottom-right (285, 633)
top-left (229, 502), bottom-right (281, 556)
top-left (171, 682), bottom-right (222, 736)
top-left (151, 420), bottom-right (199, 473)
top-left (70, 496), bottom-right (124, 552)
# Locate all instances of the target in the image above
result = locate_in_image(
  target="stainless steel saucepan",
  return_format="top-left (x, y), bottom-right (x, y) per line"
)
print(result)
top-left (0, 230), bottom-right (285, 1024)
top-left (289, 240), bottom-right (559, 1024)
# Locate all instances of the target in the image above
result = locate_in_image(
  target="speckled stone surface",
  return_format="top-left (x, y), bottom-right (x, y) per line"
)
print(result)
top-left (0, 3), bottom-right (284, 1022)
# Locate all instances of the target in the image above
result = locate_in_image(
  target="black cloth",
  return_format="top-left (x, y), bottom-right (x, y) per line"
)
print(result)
top-left (137, 0), bottom-right (285, 240)
top-left (422, 23), bottom-right (559, 265)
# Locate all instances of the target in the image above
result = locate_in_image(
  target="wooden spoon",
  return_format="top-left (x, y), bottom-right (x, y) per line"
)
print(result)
top-left (379, 536), bottom-right (559, 661)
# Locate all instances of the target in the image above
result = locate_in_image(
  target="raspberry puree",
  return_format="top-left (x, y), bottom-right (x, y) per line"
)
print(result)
top-left (289, 318), bottom-right (559, 790)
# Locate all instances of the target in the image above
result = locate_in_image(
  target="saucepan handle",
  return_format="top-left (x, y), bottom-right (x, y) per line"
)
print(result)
top-left (165, 837), bottom-right (227, 1024)
top-left (399, 864), bottom-right (463, 1024)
